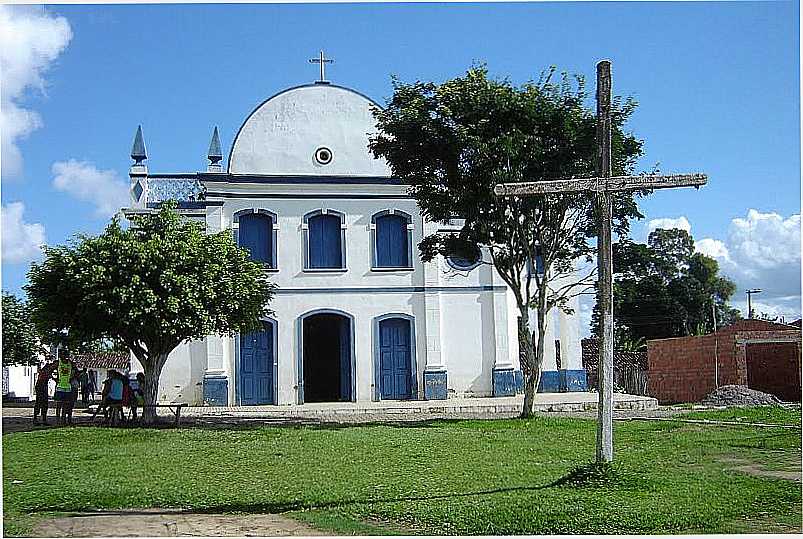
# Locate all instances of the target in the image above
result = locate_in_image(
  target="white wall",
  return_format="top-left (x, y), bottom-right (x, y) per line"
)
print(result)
top-left (5, 365), bottom-right (36, 399)
top-left (229, 85), bottom-right (391, 177)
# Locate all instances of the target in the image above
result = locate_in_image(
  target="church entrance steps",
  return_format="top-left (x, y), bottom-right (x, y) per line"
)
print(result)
top-left (183, 393), bottom-right (657, 422)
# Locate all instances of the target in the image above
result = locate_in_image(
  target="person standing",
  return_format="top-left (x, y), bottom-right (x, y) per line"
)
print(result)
top-left (32, 359), bottom-right (58, 426)
top-left (53, 354), bottom-right (74, 425)
top-left (63, 367), bottom-right (80, 425)
top-left (86, 370), bottom-right (97, 403)
top-left (79, 367), bottom-right (90, 405)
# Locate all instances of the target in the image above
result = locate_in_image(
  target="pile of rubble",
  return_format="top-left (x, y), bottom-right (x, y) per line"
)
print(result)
top-left (701, 385), bottom-right (781, 406)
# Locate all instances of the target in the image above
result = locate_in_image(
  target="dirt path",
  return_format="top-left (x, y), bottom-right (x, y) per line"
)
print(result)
top-left (720, 456), bottom-right (802, 482)
top-left (31, 509), bottom-right (327, 537)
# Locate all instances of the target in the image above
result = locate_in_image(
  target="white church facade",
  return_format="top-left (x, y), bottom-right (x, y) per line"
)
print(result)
top-left (125, 73), bottom-right (587, 406)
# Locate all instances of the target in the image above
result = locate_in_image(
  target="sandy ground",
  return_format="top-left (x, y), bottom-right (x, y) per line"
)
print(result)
top-left (30, 509), bottom-right (325, 537)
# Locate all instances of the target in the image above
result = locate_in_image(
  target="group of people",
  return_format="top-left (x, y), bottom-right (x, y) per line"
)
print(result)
top-left (32, 354), bottom-right (146, 427)
top-left (90, 370), bottom-right (146, 425)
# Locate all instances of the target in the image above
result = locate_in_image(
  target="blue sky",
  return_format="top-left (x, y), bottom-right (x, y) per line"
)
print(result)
top-left (2, 1), bottom-right (800, 324)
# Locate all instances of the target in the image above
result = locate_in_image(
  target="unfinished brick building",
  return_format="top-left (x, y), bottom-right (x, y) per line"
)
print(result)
top-left (647, 319), bottom-right (802, 403)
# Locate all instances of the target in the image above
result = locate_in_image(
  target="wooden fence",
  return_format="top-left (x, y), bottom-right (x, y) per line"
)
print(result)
top-left (581, 338), bottom-right (650, 396)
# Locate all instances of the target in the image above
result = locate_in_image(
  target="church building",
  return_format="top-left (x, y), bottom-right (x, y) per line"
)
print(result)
top-left (125, 59), bottom-right (586, 406)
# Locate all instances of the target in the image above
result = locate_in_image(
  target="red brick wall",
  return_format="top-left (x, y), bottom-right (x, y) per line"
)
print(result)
top-left (647, 334), bottom-right (741, 404)
top-left (647, 320), bottom-right (801, 404)
top-left (747, 342), bottom-right (802, 402)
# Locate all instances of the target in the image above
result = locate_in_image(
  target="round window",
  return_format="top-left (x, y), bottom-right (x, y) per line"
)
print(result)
top-left (447, 243), bottom-right (482, 271)
top-left (314, 146), bottom-right (333, 165)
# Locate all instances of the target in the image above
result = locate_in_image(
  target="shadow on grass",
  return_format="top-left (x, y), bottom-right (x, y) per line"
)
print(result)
top-left (5, 415), bottom-right (516, 435)
top-left (42, 463), bottom-right (631, 517)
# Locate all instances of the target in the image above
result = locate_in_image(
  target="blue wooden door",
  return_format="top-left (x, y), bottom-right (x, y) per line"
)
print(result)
top-left (379, 318), bottom-right (412, 400)
top-left (339, 318), bottom-right (351, 401)
top-left (239, 213), bottom-right (272, 265)
top-left (239, 322), bottom-right (273, 405)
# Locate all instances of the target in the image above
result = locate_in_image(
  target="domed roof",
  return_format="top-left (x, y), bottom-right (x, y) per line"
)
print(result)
top-left (228, 83), bottom-right (391, 176)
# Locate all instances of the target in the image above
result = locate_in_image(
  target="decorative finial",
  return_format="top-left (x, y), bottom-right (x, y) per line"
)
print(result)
top-left (207, 126), bottom-right (222, 165)
top-left (309, 50), bottom-right (334, 84)
top-left (131, 125), bottom-right (147, 165)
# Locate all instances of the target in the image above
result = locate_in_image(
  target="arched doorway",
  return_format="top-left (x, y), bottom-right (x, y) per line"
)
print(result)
top-left (300, 312), bottom-right (353, 403)
top-left (375, 315), bottom-right (416, 401)
top-left (237, 320), bottom-right (275, 405)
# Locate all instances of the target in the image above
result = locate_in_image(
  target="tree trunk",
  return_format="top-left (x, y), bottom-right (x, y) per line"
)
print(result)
top-left (519, 312), bottom-right (537, 418)
top-left (140, 353), bottom-right (168, 425)
top-left (520, 294), bottom-right (549, 418)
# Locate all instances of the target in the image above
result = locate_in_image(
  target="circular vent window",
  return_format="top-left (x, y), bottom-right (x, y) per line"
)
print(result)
top-left (447, 243), bottom-right (482, 271)
top-left (314, 147), bottom-right (333, 165)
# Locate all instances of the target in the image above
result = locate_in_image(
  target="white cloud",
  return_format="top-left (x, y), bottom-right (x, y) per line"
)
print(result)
top-left (646, 216), bottom-right (691, 236)
top-left (696, 209), bottom-right (801, 319)
top-left (0, 5), bottom-right (72, 177)
top-left (51, 160), bottom-right (130, 217)
top-left (1, 202), bottom-right (46, 263)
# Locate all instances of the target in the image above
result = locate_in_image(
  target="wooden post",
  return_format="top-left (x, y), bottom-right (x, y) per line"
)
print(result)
top-left (595, 60), bottom-right (614, 463)
top-left (493, 59), bottom-right (707, 464)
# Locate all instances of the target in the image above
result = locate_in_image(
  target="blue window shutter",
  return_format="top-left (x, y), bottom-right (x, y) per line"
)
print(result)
top-left (309, 214), bottom-right (342, 268)
top-left (376, 215), bottom-right (409, 268)
top-left (239, 213), bottom-right (272, 265)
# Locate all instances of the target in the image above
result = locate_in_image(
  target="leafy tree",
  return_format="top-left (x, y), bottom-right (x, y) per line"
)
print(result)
top-left (2, 292), bottom-right (47, 366)
top-left (370, 66), bottom-right (644, 416)
top-left (26, 202), bottom-right (275, 423)
top-left (595, 228), bottom-right (740, 342)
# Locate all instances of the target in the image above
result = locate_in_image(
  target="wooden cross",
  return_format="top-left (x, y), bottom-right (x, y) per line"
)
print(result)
top-left (309, 50), bottom-right (334, 83)
top-left (495, 60), bottom-right (707, 463)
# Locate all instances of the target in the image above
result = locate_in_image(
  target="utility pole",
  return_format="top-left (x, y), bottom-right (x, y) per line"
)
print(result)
top-left (746, 288), bottom-right (762, 319)
top-left (495, 60), bottom-right (707, 463)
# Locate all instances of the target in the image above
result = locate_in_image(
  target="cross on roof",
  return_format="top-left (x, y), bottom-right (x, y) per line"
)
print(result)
top-left (309, 50), bottom-right (334, 83)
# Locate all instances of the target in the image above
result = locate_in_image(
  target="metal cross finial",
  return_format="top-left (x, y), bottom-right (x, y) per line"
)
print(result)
top-left (309, 50), bottom-right (334, 83)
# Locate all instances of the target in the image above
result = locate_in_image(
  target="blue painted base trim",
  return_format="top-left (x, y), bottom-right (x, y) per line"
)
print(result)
top-left (424, 370), bottom-right (448, 400)
top-left (537, 370), bottom-right (561, 393)
top-left (562, 369), bottom-right (588, 392)
top-left (203, 375), bottom-right (229, 406)
top-left (514, 370), bottom-right (524, 394)
top-left (493, 368), bottom-right (516, 397)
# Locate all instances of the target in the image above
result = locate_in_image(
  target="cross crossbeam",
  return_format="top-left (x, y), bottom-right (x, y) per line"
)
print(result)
top-left (494, 173), bottom-right (707, 196)
top-left (495, 60), bottom-right (707, 464)
top-left (309, 50), bottom-right (334, 83)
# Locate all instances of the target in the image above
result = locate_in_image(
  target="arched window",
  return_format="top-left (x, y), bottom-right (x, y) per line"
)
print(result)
top-left (304, 210), bottom-right (345, 270)
top-left (234, 209), bottom-right (277, 268)
top-left (372, 210), bottom-right (412, 269)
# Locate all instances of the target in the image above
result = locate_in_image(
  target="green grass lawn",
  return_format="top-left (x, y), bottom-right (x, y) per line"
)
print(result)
top-left (3, 406), bottom-right (801, 536)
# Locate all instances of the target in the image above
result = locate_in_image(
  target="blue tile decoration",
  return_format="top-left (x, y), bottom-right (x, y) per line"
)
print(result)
top-left (424, 370), bottom-right (447, 400)
top-left (537, 370), bottom-right (561, 393)
top-left (147, 178), bottom-right (205, 203)
top-left (203, 375), bottom-right (228, 406)
top-left (514, 370), bottom-right (524, 393)
top-left (493, 367), bottom-right (516, 397)
top-left (561, 369), bottom-right (588, 392)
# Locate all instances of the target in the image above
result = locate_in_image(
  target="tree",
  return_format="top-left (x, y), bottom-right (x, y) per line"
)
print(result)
top-left (26, 202), bottom-right (275, 424)
top-left (2, 292), bottom-right (47, 366)
top-left (370, 66), bottom-right (644, 416)
top-left (596, 227), bottom-right (740, 342)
